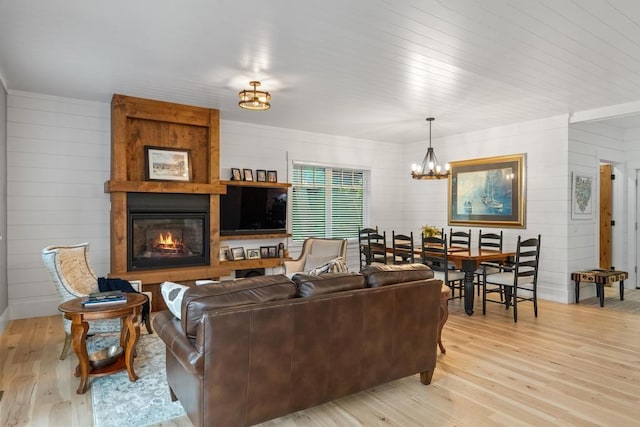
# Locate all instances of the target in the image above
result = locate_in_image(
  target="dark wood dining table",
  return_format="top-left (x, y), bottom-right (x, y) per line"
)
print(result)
top-left (446, 248), bottom-right (515, 315)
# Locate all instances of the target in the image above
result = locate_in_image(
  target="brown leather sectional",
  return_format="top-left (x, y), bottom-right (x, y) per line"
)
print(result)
top-left (153, 263), bottom-right (443, 427)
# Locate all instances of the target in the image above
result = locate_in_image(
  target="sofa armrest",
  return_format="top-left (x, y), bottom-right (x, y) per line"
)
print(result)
top-left (153, 310), bottom-right (204, 377)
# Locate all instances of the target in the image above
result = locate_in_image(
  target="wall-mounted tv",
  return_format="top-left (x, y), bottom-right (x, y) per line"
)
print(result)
top-left (220, 186), bottom-right (287, 236)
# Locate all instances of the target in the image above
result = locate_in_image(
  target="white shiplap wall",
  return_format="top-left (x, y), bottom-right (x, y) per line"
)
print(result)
top-left (7, 91), bottom-right (111, 319)
top-left (6, 92), bottom-right (405, 319)
top-left (621, 127), bottom-right (640, 288)
top-left (0, 79), bottom-right (8, 333)
top-left (568, 122), bottom-right (628, 300)
top-left (404, 115), bottom-right (571, 302)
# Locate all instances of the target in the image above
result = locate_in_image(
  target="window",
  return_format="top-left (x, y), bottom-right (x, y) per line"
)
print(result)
top-left (291, 164), bottom-right (369, 241)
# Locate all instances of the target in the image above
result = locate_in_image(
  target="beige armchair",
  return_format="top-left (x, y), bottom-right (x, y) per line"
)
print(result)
top-left (284, 237), bottom-right (348, 275)
top-left (42, 242), bottom-right (151, 359)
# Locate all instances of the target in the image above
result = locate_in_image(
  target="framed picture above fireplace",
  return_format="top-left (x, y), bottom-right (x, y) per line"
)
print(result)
top-left (145, 146), bottom-right (192, 182)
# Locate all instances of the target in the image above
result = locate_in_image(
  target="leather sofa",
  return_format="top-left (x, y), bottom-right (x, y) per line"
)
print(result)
top-left (153, 263), bottom-right (443, 427)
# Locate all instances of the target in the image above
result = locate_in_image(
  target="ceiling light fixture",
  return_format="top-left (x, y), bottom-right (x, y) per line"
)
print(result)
top-left (238, 81), bottom-right (271, 111)
top-left (411, 117), bottom-right (450, 180)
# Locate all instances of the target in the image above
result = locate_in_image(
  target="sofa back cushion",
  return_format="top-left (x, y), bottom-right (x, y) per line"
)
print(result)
top-left (181, 274), bottom-right (296, 338)
top-left (292, 272), bottom-right (365, 297)
top-left (361, 263), bottom-right (434, 288)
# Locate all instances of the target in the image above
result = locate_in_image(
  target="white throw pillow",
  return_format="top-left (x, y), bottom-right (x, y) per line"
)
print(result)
top-left (303, 254), bottom-right (337, 272)
top-left (307, 257), bottom-right (349, 276)
top-left (161, 281), bottom-right (190, 319)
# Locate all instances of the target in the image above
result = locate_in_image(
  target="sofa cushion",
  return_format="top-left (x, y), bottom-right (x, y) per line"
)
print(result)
top-left (292, 272), bottom-right (365, 297)
top-left (181, 274), bottom-right (296, 338)
top-left (361, 263), bottom-right (434, 288)
top-left (160, 281), bottom-right (190, 319)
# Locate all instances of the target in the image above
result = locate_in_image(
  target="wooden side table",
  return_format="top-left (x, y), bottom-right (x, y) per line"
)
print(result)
top-left (58, 293), bottom-right (147, 394)
top-left (571, 269), bottom-right (628, 307)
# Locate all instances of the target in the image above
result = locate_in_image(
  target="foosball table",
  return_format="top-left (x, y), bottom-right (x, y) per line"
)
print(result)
top-left (571, 269), bottom-right (628, 307)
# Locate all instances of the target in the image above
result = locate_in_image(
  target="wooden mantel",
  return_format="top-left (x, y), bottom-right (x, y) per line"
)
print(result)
top-left (105, 94), bottom-right (231, 284)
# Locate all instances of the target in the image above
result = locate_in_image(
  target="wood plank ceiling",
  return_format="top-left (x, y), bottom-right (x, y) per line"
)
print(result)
top-left (1, 0), bottom-right (640, 143)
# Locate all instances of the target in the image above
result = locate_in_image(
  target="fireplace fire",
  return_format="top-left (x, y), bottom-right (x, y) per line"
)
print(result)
top-left (127, 193), bottom-right (210, 271)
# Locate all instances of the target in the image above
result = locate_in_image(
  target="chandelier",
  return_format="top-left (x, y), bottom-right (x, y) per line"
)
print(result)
top-left (238, 81), bottom-right (271, 111)
top-left (411, 117), bottom-right (449, 180)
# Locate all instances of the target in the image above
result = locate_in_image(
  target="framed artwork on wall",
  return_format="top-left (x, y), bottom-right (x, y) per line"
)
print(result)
top-left (571, 172), bottom-right (594, 220)
top-left (145, 147), bottom-right (191, 181)
top-left (448, 153), bottom-right (526, 228)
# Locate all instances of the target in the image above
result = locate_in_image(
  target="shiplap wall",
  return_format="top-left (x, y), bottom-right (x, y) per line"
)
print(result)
top-left (404, 115), bottom-right (571, 302)
top-left (621, 127), bottom-right (640, 288)
top-left (7, 91), bottom-right (111, 319)
top-left (568, 122), bottom-right (628, 299)
top-left (0, 80), bottom-right (8, 333)
top-left (6, 92), bottom-right (405, 319)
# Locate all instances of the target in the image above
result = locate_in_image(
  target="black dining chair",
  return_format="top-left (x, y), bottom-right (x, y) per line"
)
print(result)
top-left (449, 228), bottom-right (471, 249)
top-left (421, 233), bottom-right (465, 299)
top-left (365, 230), bottom-right (388, 265)
top-left (391, 231), bottom-right (414, 264)
top-left (474, 230), bottom-right (504, 295)
top-left (358, 226), bottom-right (378, 269)
top-left (482, 235), bottom-right (541, 322)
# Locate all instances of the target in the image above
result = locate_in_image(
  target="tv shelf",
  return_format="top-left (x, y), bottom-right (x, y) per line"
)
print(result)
top-left (221, 180), bottom-right (291, 188)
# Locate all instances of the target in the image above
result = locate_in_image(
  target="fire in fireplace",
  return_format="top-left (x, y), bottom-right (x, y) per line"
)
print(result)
top-left (127, 193), bottom-right (210, 270)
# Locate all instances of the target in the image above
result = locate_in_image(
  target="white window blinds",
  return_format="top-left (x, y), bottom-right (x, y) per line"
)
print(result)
top-left (291, 164), bottom-right (369, 241)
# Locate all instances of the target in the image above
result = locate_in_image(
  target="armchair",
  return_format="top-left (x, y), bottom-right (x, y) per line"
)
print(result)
top-left (283, 237), bottom-right (348, 275)
top-left (42, 242), bottom-right (151, 359)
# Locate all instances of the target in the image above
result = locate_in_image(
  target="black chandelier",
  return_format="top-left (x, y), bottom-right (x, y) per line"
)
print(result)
top-left (411, 117), bottom-right (449, 180)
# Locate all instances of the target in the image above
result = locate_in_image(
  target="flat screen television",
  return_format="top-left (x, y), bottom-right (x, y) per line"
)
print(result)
top-left (220, 186), bottom-right (287, 236)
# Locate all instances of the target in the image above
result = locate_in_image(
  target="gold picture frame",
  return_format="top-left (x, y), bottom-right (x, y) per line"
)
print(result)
top-left (448, 153), bottom-right (526, 228)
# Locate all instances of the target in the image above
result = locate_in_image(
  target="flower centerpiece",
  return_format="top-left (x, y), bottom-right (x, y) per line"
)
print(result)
top-left (421, 225), bottom-right (441, 237)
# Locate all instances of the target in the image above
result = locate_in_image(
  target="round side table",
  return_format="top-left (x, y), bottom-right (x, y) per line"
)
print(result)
top-left (58, 292), bottom-right (147, 394)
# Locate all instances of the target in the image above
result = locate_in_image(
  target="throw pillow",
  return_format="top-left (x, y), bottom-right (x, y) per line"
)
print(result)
top-left (160, 281), bottom-right (190, 319)
top-left (307, 256), bottom-right (349, 276)
top-left (303, 254), bottom-right (338, 273)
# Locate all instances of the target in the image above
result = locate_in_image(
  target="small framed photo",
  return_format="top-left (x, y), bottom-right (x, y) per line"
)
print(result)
top-left (219, 246), bottom-right (230, 261)
top-left (260, 246), bottom-right (271, 258)
top-left (231, 168), bottom-right (242, 181)
top-left (243, 169), bottom-right (254, 181)
top-left (267, 170), bottom-right (278, 183)
top-left (230, 247), bottom-right (245, 261)
top-left (256, 169), bottom-right (267, 182)
top-left (246, 248), bottom-right (261, 259)
top-left (145, 147), bottom-right (191, 181)
top-left (268, 245), bottom-right (278, 258)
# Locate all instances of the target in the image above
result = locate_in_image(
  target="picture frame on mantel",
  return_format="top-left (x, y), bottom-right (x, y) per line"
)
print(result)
top-left (145, 146), bottom-right (191, 182)
top-left (448, 153), bottom-right (526, 228)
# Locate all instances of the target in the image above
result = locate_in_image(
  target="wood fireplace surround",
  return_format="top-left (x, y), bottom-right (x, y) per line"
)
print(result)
top-left (105, 94), bottom-right (229, 308)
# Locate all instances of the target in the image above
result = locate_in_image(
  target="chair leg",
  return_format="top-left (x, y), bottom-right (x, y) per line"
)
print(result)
top-left (145, 314), bottom-right (153, 334)
top-left (513, 288), bottom-right (518, 322)
top-left (60, 333), bottom-right (72, 360)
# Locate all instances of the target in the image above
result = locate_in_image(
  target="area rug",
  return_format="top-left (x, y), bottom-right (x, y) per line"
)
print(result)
top-left (90, 333), bottom-right (186, 427)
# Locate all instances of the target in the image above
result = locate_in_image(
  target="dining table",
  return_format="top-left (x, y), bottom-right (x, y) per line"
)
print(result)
top-left (446, 248), bottom-right (515, 315)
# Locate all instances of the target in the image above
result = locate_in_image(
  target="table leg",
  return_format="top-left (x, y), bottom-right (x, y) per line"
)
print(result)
top-left (70, 317), bottom-right (90, 394)
top-left (598, 284), bottom-right (605, 307)
top-left (461, 260), bottom-right (476, 315)
top-left (124, 309), bottom-right (141, 382)
top-left (574, 279), bottom-right (580, 303)
top-left (620, 280), bottom-right (625, 301)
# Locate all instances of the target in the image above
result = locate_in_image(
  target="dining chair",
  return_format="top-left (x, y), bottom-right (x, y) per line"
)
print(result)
top-left (391, 231), bottom-right (414, 264)
top-left (364, 231), bottom-right (388, 266)
top-left (358, 226), bottom-right (378, 269)
top-left (421, 233), bottom-right (465, 299)
top-left (449, 228), bottom-right (471, 249)
top-left (473, 230), bottom-right (504, 296)
top-left (481, 235), bottom-right (541, 322)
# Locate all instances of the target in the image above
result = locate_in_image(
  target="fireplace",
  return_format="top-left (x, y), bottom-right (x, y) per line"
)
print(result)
top-left (127, 193), bottom-right (210, 271)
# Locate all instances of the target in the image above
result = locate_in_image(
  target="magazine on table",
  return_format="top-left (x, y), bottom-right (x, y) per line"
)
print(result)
top-left (82, 290), bottom-right (127, 306)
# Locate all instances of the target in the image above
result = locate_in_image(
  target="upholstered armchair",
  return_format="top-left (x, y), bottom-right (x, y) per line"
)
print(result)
top-left (42, 242), bottom-right (150, 359)
top-left (283, 237), bottom-right (348, 275)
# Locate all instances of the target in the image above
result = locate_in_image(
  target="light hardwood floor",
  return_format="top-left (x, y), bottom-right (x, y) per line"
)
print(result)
top-left (2, 287), bottom-right (639, 427)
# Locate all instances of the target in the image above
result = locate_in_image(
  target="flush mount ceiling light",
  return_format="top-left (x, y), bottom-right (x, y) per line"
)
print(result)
top-left (238, 81), bottom-right (271, 111)
top-left (411, 117), bottom-right (450, 180)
